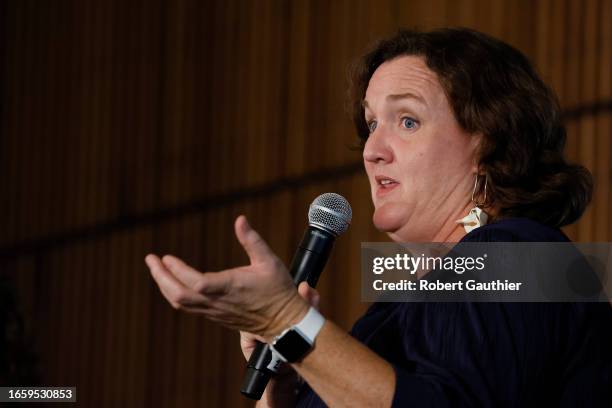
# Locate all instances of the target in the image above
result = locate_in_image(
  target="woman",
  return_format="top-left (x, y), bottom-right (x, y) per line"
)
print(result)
top-left (145, 28), bottom-right (611, 406)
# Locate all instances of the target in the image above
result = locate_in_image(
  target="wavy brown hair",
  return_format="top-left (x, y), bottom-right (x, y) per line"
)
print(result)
top-left (348, 28), bottom-right (592, 228)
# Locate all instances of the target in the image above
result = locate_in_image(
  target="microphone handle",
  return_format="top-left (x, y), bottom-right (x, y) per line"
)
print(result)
top-left (240, 227), bottom-right (335, 400)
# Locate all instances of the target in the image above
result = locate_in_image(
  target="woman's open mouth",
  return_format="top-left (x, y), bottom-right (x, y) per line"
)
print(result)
top-left (375, 175), bottom-right (399, 196)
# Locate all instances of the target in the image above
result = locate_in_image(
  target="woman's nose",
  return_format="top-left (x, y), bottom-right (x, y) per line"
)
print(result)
top-left (363, 127), bottom-right (393, 164)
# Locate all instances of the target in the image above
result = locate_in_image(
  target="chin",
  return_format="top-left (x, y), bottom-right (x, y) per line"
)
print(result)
top-left (372, 203), bottom-right (407, 234)
top-left (372, 203), bottom-right (431, 242)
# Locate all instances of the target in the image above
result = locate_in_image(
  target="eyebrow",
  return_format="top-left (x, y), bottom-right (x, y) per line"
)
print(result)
top-left (362, 92), bottom-right (427, 109)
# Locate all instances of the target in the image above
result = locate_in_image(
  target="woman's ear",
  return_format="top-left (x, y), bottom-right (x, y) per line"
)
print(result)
top-left (470, 132), bottom-right (484, 173)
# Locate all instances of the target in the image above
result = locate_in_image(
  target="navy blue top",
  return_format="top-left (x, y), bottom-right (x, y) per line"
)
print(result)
top-left (296, 218), bottom-right (612, 407)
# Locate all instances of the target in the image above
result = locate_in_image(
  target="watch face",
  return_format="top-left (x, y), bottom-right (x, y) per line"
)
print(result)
top-left (274, 329), bottom-right (312, 363)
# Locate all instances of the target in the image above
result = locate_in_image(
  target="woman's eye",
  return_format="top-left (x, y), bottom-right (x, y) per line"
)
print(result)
top-left (367, 120), bottom-right (378, 133)
top-left (402, 117), bottom-right (418, 129)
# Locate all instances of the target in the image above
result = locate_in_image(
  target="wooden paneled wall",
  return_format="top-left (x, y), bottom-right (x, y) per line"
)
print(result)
top-left (1, 0), bottom-right (610, 406)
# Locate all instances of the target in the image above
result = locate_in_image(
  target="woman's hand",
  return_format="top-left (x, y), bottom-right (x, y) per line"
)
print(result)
top-left (240, 282), bottom-right (320, 408)
top-left (146, 215), bottom-right (395, 407)
top-left (145, 215), bottom-right (309, 339)
top-left (240, 281), bottom-right (321, 362)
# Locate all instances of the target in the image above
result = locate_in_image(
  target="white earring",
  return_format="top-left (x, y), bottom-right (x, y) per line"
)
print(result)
top-left (456, 175), bottom-right (489, 233)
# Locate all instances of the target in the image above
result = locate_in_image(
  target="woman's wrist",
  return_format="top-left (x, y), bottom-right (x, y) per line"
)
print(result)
top-left (264, 292), bottom-right (310, 340)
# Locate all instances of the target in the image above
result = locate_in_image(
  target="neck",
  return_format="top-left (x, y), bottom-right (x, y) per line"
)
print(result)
top-left (387, 202), bottom-right (490, 243)
top-left (430, 201), bottom-right (476, 243)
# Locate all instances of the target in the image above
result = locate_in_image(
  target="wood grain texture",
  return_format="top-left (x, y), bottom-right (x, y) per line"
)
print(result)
top-left (1, 1), bottom-right (610, 406)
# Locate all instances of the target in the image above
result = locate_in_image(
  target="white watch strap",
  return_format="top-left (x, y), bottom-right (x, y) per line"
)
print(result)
top-left (294, 306), bottom-right (325, 343)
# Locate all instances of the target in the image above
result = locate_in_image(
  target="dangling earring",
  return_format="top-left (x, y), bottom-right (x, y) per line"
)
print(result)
top-left (456, 174), bottom-right (489, 233)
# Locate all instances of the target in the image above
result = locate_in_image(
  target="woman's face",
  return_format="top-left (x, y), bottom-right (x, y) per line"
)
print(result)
top-left (363, 55), bottom-right (480, 242)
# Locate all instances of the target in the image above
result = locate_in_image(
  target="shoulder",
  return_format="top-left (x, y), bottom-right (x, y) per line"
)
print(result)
top-left (461, 217), bottom-right (570, 243)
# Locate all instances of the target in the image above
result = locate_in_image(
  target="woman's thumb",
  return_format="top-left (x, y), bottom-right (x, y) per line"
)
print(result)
top-left (297, 281), bottom-right (320, 309)
top-left (234, 215), bottom-right (274, 264)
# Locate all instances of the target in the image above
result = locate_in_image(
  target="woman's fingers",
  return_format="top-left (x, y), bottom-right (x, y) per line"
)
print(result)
top-left (162, 254), bottom-right (205, 288)
top-left (159, 253), bottom-right (234, 296)
top-left (234, 215), bottom-right (274, 265)
top-left (145, 254), bottom-right (206, 308)
top-left (194, 269), bottom-right (234, 295)
top-left (145, 219), bottom-right (294, 334)
top-left (297, 281), bottom-right (320, 308)
top-left (146, 254), bottom-right (185, 301)
top-left (240, 331), bottom-right (267, 344)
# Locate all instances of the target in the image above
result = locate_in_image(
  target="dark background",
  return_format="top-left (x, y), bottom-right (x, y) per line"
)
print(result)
top-left (1, 0), bottom-right (610, 406)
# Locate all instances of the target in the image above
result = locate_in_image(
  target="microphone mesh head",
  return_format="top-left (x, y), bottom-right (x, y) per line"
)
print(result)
top-left (308, 193), bottom-right (352, 236)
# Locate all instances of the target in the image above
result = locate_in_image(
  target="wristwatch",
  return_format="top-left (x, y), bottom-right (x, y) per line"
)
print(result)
top-left (270, 307), bottom-right (325, 363)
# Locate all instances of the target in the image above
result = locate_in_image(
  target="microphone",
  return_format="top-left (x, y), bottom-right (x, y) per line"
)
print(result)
top-left (240, 193), bottom-right (352, 400)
